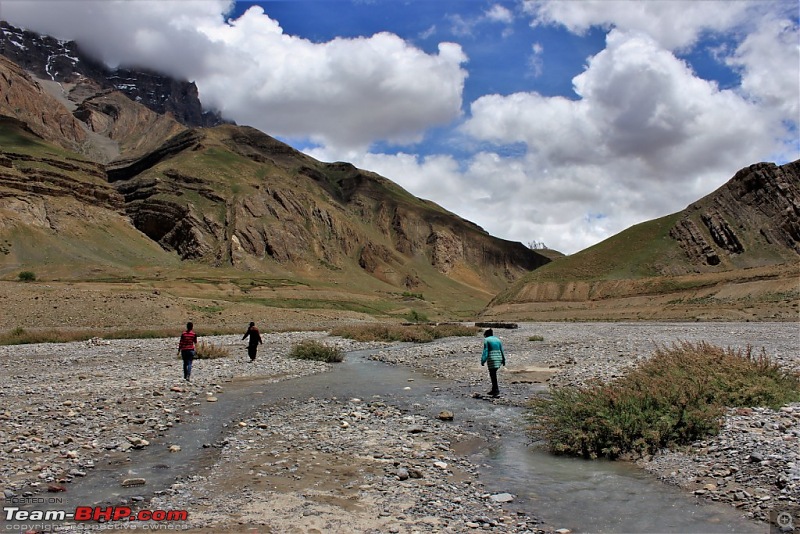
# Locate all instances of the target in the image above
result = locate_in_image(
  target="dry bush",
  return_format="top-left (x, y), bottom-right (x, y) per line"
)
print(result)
top-left (194, 340), bottom-right (230, 359)
top-left (331, 323), bottom-right (479, 343)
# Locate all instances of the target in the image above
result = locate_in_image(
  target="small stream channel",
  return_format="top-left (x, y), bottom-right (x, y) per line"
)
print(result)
top-left (7, 343), bottom-right (760, 533)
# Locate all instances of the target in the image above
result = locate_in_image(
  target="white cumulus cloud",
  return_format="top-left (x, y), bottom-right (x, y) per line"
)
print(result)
top-left (523, 0), bottom-right (753, 51)
top-left (2, 0), bottom-right (797, 255)
top-left (346, 29), bottom-right (796, 254)
top-left (2, 1), bottom-right (467, 153)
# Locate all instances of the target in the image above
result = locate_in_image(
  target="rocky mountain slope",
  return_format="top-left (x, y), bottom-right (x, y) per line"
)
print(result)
top-left (0, 45), bottom-right (548, 318)
top-left (0, 21), bottom-right (224, 128)
top-left (485, 160), bottom-right (800, 321)
top-left (670, 161), bottom-right (799, 268)
top-left (102, 123), bottom-right (549, 290)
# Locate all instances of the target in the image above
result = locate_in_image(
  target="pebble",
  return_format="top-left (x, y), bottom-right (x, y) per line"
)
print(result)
top-left (148, 397), bottom-right (542, 532)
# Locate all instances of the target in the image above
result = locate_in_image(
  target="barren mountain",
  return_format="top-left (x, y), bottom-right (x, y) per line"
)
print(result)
top-left (0, 46), bottom-right (548, 322)
top-left (0, 55), bottom-right (87, 150)
top-left (485, 160), bottom-right (800, 321)
top-left (103, 124), bottom-right (548, 289)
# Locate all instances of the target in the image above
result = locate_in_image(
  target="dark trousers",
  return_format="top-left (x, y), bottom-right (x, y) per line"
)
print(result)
top-left (488, 367), bottom-right (499, 395)
top-left (181, 350), bottom-right (195, 379)
top-left (247, 345), bottom-right (258, 360)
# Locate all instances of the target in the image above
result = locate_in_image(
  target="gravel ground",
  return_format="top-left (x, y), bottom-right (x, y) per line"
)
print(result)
top-left (370, 322), bottom-right (800, 526)
top-left (1, 322), bottom-right (797, 532)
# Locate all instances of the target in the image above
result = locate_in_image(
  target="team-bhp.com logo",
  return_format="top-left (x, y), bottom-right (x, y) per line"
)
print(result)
top-left (4, 505), bottom-right (188, 525)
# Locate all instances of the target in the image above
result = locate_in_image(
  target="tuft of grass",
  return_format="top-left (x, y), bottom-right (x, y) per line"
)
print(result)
top-left (331, 323), bottom-right (479, 343)
top-left (528, 341), bottom-right (800, 460)
top-left (529, 335), bottom-right (545, 342)
top-left (289, 340), bottom-right (344, 362)
top-left (194, 340), bottom-right (230, 359)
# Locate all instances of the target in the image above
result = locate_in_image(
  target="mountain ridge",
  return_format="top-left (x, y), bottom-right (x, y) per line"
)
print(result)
top-left (483, 159), bottom-right (799, 321)
top-left (0, 41), bottom-right (549, 321)
top-left (0, 21), bottom-right (796, 325)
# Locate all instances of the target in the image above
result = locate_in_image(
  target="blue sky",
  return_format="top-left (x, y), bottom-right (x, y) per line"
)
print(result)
top-left (4, 0), bottom-right (798, 254)
top-left (227, 1), bottom-right (612, 157)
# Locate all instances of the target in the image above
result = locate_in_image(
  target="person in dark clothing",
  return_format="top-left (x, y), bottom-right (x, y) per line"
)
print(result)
top-left (242, 321), bottom-right (263, 362)
top-left (481, 328), bottom-right (506, 397)
top-left (178, 322), bottom-right (197, 381)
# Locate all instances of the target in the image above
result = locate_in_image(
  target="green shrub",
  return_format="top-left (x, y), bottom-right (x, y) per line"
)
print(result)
top-left (529, 335), bottom-right (544, 341)
top-left (405, 310), bottom-right (428, 323)
top-left (194, 340), bottom-right (230, 359)
top-left (528, 341), bottom-right (800, 459)
top-left (331, 323), bottom-right (479, 343)
top-left (17, 271), bottom-right (36, 282)
top-left (290, 340), bottom-right (344, 362)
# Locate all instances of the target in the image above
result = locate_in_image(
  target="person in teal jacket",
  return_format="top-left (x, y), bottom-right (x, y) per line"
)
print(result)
top-left (481, 328), bottom-right (506, 397)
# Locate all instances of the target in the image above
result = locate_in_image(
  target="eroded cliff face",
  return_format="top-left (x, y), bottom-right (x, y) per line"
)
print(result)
top-left (73, 89), bottom-right (186, 162)
top-left (669, 161), bottom-right (800, 268)
top-left (107, 126), bottom-right (548, 289)
top-left (0, 128), bottom-right (122, 213)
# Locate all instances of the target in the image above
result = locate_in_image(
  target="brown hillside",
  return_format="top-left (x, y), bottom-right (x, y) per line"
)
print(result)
top-left (107, 125), bottom-right (549, 294)
top-left (484, 160), bottom-right (800, 321)
top-left (0, 56), bottom-right (87, 150)
top-left (0, 47), bottom-right (549, 323)
top-left (670, 160), bottom-right (799, 270)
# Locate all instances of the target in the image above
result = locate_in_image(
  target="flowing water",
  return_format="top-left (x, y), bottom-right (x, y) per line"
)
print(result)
top-left (6, 344), bottom-right (761, 533)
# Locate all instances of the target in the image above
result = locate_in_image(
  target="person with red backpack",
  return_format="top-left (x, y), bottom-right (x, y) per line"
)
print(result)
top-left (178, 322), bottom-right (197, 380)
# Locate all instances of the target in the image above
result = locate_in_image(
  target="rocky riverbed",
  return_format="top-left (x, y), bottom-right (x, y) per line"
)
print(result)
top-left (370, 322), bottom-right (800, 526)
top-left (1, 322), bottom-right (797, 532)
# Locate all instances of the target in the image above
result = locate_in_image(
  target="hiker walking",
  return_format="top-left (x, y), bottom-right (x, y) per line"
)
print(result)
top-left (481, 328), bottom-right (506, 397)
top-left (242, 321), bottom-right (263, 362)
top-left (178, 322), bottom-right (197, 381)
